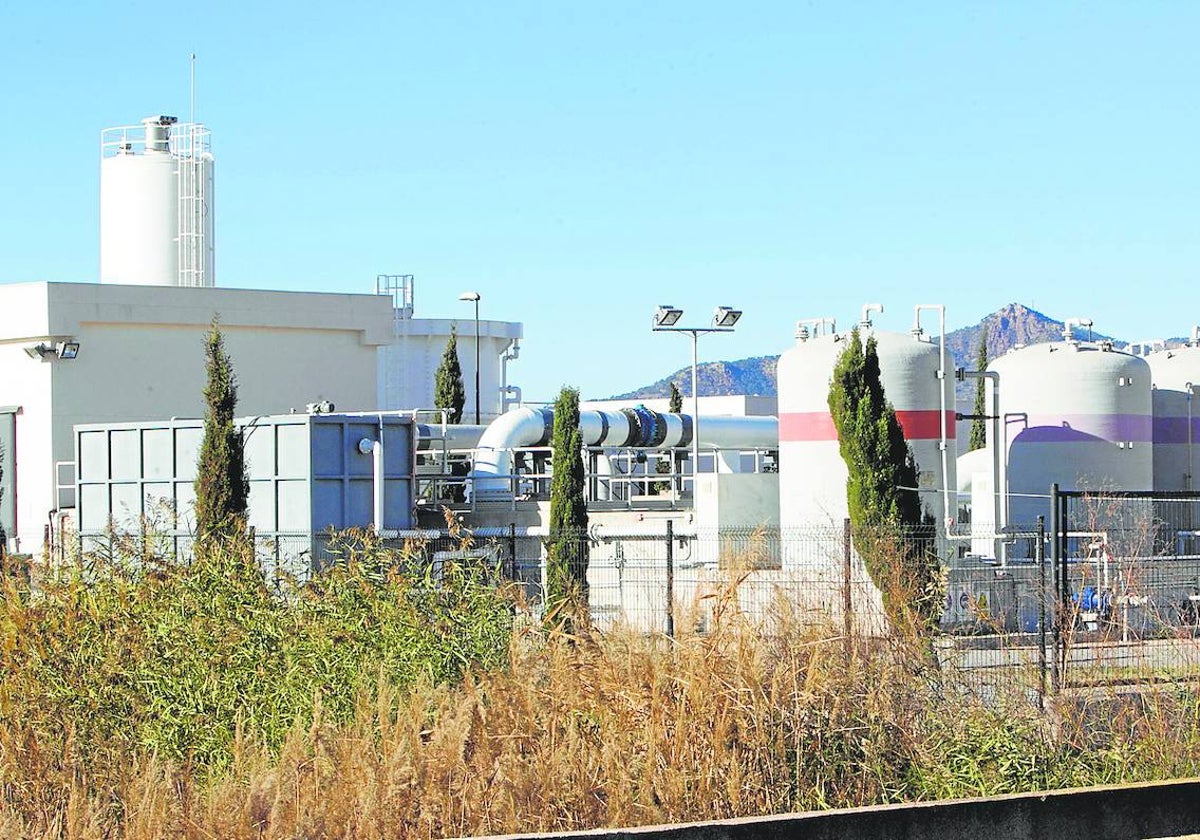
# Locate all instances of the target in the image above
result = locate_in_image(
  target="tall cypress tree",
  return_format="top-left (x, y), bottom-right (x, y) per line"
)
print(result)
top-left (545, 386), bottom-right (589, 625)
top-left (194, 319), bottom-right (249, 545)
top-left (668, 381), bottom-right (683, 414)
top-left (434, 329), bottom-right (466, 424)
top-left (654, 382), bottom-right (685, 493)
top-left (969, 326), bottom-right (989, 452)
top-left (828, 329), bottom-right (940, 634)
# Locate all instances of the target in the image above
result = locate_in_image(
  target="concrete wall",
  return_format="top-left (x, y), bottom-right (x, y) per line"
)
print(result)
top-left (694, 474), bottom-right (779, 532)
top-left (481, 778), bottom-right (1200, 840)
top-left (0, 345), bottom-right (52, 555)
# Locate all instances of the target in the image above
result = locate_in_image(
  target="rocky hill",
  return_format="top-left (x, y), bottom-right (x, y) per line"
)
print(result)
top-left (610, 303), bottom-right (1174, 401)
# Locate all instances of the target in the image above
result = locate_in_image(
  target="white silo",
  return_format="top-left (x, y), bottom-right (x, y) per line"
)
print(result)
top-left (100, 115), bottom-right (214, 287)
top-left (1145, 329), bottom-right (1200, 541)
top-left (1146, 329), bottom-right (1200, 494)
top-left (777, 307), bottom-right (957, 566)
top-left (990, 324), bottom-right (1152, 544)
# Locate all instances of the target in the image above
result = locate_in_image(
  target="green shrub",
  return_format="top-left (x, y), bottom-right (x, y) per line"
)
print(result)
top-left (0, 533), bottom-right (514, 779)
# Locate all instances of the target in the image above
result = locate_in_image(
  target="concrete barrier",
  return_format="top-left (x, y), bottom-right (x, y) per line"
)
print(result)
top-left (473, 778), bottom-right (1200, 840)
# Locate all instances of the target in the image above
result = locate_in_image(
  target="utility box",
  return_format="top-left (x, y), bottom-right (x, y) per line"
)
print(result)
top-left (75, 413), bottom-right (415, 571)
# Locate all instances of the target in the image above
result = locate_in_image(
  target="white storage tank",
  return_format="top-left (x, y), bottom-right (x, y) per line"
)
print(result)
top-left (1146, 330), bottom-right (1200, 539)
top-left (991, 332), bottom-right (1152, 538)
top-left (777, 313), bottom-right (956, 565)
top-left (1146, 331), bottom-right (1200, 493)
top-left (100, 115), bottom-right (214, 287)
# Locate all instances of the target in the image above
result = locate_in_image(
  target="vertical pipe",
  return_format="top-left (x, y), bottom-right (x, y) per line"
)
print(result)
top-left (990, 374), bottom-right (1002, 564)
top-left (691, 330), bottom-right (700, 492)
top-left (914, 305), bottom-right (952, 529)
top-left (372, 436), bottom-right (384, 534)
top-left (1050, 484), bottom-right (1060, 695)
top-left (937, 306), bottom-right (950, 529)
top-left (1037, 514), bottom-right (1047, 709)
top-left (665, 519), bottom-right (675, 638)
top-left (1188, 383), bottom-right (1194, 492)
top-left (190, 53), bottom-right (196, 126)
top-left (474, 298), bottom-right (481, 425)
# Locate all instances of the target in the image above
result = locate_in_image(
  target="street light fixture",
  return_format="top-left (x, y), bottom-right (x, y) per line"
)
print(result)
top-left (458, 291), bottom-right (482, 424)
top-left (23, 340), bottom-right (80, 361)
top-left (712, 306), bottom-right (742, 329)
top-left (654, 305), bottom-right (683, 328)
top-left (651, 305), bottom-right (741, 494)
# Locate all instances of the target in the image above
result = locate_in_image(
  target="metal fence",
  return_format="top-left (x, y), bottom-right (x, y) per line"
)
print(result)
top-left (418, 498), bottom-right (1200, 702)
top-left (65, 491), bottom-right (1200, 701)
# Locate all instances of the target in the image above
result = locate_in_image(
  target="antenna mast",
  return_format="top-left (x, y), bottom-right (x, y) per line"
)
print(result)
top-left (189, 52), bottom-right (196, 125)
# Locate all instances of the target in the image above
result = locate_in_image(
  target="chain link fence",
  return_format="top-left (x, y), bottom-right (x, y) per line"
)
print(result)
top-left (64, 491), bottom-right (1200, 702)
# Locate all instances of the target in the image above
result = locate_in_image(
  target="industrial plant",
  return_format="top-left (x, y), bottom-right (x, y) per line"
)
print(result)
top-left (2, 112), bottom-right (1199, 638)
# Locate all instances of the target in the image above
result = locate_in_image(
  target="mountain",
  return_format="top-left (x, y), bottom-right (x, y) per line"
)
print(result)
top-left (945, 304), bottom-right (1120, 398)
top-left (609, 303), bottom-right (1172, 401)
top-left (610, 355), bottom-right (778, 401)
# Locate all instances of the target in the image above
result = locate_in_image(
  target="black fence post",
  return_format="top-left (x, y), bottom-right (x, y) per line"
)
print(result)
top-left (1037, 514), bottom-right (1047, 709)
top-left (507, 523), bottom-right (517, 581)
top-left (1051, 485), bottom-right (1061, 695)
top-left (665, 520), bottom-right (675, 638)
top-left (843, 517), bottom-right (853, 661)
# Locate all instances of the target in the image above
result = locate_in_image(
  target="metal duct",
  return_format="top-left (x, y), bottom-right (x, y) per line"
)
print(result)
top-left (468, 406), bottom-right (777, 500)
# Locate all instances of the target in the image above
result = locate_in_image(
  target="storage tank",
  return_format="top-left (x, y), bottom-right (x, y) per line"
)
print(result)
top-left (1146, 329), bottom-right (1200, 539)
top-left (991, 330), bottom-right (1152, 545)
top-left (777, 310), bottom-right (956, 565)
top-left (100, 115), bottom-right (214, 287)
top-left (1146, 331), bottom-right (1200, 492)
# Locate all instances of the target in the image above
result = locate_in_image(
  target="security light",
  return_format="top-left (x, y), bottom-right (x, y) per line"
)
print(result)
top-left (653, 305), bottom-right (683, 328)
top-left (712, 306), bottom-right (742, 328)
top-left (23, 341), bottom-right (79, 361)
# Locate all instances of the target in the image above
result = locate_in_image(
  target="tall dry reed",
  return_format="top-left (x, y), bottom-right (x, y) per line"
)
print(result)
top-left (4, 540), bottom-right (1200, 838)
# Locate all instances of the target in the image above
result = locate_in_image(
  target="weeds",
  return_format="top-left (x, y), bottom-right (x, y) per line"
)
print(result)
top-left (3, 534), bottom-right (1200, 838)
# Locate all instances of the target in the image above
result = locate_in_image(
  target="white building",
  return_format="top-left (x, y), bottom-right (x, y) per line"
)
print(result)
top-left (0, 113), bottom-right (525, 558)
top-left (0, 281), bottom-right (395, 555)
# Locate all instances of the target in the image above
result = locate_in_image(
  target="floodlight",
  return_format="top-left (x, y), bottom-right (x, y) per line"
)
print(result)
top-left (458, 291), bottom-right (481, 302)
top-left (23, 343), bottom-right (54, 360)
top-left (57, 342), bottom-right (80, 360)
top-left (653, 305), bottom-right (683, 328)
top-left (712, 306), bottom-right (742, 328)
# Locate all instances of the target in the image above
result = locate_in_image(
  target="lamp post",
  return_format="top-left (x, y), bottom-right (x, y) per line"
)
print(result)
top-left (458, 291), bottom-right (481, 424)
top-left (652, 305), bottom-right (741, 493)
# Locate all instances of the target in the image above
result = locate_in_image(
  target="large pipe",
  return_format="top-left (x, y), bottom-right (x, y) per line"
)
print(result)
top-left (860, 303), bottom-right (883, 328)
top-left (468, 406), bottom-right (778, 500)
top-left (959, 368), bottom-right (1002, 562)
top-left (415, 423), bottom-right (488, 452)
top-left (500, 338), bottom-right (521, 413)
top-left (914, 304), bottom-right (952, 529)
top-left (372, 417), bottom-right (384, 533)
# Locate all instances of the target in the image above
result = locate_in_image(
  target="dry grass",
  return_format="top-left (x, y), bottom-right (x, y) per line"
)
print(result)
top-left (5, 544), bottom-right (1200, 838)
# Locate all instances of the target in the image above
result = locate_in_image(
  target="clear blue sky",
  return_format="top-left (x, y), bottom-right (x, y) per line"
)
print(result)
top-left (2, 2), bottom-right (1197, 402)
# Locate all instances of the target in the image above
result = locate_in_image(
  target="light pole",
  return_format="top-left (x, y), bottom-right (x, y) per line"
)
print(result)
top-left (652, 305), bottom-right (741, 493)
top-left (458, 291), bottom-right (481, 424)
